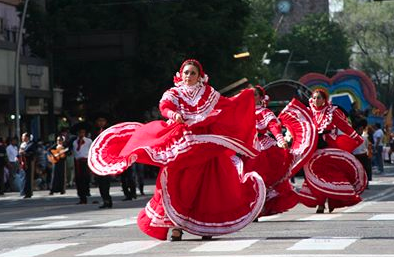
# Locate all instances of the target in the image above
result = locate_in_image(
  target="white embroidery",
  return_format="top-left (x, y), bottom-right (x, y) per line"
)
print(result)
top-left (309, 100), bottom-right (337, 134)
top-left (160, 167), bottom-right (266, 235)
top-left (256, 106), bottom-right (278, 130)
top-left (160, 84), bottom-right (221, 126)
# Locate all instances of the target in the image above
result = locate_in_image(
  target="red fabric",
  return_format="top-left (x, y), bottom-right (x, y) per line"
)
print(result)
top-left (262, 181), bottom-right (299, 216)
top-left (243, 99), bottom-right (317, 216)
top-left (299, 148), bottom-right (367, 208)
top-left (88, 88), bottom-right (265, 240)
top-left (138, 156), bottom-right (264, 239)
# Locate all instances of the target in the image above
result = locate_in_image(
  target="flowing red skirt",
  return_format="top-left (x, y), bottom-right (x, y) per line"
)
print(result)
top-left (88, 89), bottom-right (266, 240)
top-left (299, 148), bottom-right (368, 208)
top-left (139, 155), bottom-right (265, 239)
top-left (244, 99), bottom-right (318, 216)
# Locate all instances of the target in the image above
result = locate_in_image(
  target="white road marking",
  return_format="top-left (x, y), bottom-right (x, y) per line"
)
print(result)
top-left (179, 255), bottom-right (394, 257)
top-left (298, 214), bottom-right (342, 221)
top-left (369, 214), bottom-right (394, 220)
top-left (92, 217), bottom-right (137, 227)
top-left (23, 220), bottom-right (90, 229)
top-left (287, 237), bottom-right (358, 250)
top-left (258, 214), bottom-right (281, 222)
top-left (76, 241), bottom-right (163, 256)
top-left (0, 243), bottom-right (78, 257)
top-left (190, 240), bottom-right (258, 252)
top-left (29, 215), bottom-right (68, 221)
top-left (0, 222), bottom-right (26, 229)
top-left (343, 202), bottom-right (374, 213)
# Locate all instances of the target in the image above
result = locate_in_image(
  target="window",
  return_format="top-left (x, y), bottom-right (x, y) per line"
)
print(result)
top-left (0, 18), bottom-right (3, 34)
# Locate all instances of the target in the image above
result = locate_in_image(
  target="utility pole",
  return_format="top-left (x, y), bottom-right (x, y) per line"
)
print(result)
top-left (14, 0), bottom-right (30, 139)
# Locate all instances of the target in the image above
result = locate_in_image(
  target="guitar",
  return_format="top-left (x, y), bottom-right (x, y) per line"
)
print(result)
top-left (47, 147), bottom-right (69, 164)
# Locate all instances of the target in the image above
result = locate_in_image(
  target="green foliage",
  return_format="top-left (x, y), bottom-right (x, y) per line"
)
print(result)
top-left (23, 0), bottom-right (252, 121)
top-left (277, 13), bottom-right (350, 80)
top-left (234, 0), bottom-right (277, 85)
top-left (338, 0), bottom-right (394, 108)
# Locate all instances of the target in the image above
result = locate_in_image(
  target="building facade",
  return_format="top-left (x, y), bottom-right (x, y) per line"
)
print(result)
top-left (0, 0), bottom-right (54, 141)
top-left (273, 0), bottom-right (329, 34)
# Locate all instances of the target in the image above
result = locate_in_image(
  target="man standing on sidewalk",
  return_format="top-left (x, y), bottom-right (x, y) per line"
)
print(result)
top-left (373, 123), bottom-right (384, 174)
top-left (91, 113), bottom-right (113, 209)
top-left (73, 127), bottom-right (92, 204)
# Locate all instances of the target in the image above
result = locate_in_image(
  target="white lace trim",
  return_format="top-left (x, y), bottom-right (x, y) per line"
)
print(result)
top-left (309, 100), bottom-right (337, 133)
top-left (256, 107), bottom-right (278, 131)
top-left (159, 166), bottom-right (266, 236)
top-left (160, 85), bottom-right (221, 126)
top-left (128, 132), bottom-right (258, 168)
top-left (88, 122), bottom-right (143, 175)
top-left (303, 148), bottom-right (367, 195)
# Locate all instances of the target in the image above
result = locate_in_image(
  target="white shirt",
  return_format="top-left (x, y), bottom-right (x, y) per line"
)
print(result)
top-left (353, 134), bottom-right (368, 155)
top-left (373, 128), bottom-right (384, 147)
top-left (72, 137), bottom-right (92, 159)
top-left (6, 144), bottom-right (18, 162)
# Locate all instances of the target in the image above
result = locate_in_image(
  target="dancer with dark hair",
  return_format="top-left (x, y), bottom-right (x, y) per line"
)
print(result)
top-left (299, 89), bottom-right (367, 214)
top-left (245, 85), bottom-right (317, 217)
top-left (88, 59), bottom-right (265, 241)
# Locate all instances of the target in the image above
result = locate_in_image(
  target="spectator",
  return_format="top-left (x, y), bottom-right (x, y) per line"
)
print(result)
top-left (19, 132), bottom-right (37, 199)
top-left (353, 120), bottom-right (372, 188)
top-left (72, 127), bottom-right (92, 204)
top-left (120, 166), bottom-right (136, 201)
top-left (91, 113), bottom-right (113, 209)
top-left (0, 137), bottom-right (7, 195)
top-left (373, 123), bottom-right (384, 174)
top-left (6, 137), bottom-right (19, 191)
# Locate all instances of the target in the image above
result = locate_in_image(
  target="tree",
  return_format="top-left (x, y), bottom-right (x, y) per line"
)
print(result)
top-left (276, 13), bottom-right (350, 80)
top-left (234, 0), bottom-right (277, 85)
top-left (23, 0), bottom-right (252, 122)
top-left (337, 0), bottom-right (394, 108)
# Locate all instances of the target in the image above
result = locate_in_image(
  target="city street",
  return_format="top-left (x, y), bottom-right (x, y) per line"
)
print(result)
top-left (1, 166), bottom-right (394, 257)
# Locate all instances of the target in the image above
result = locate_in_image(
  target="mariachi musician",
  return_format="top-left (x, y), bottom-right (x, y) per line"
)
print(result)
top-left (48, 135), bottom-right (68, 195)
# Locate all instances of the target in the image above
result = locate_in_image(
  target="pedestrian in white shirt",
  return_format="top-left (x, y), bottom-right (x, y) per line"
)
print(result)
top-left (72, 128), bottom-right (92, 204)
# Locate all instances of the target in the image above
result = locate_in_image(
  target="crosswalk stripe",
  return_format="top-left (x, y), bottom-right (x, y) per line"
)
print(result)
top-left (287, 237), bottom-right (358, 250)
top-left (344, 202), bottom-right (375, 213)
top-left (190, 240), bottom-right (258, 252)
top-left (298, 214), bottom-right (342, 221)
top-left (76, 241), bottom-right (163, 256)
top-left (0, 222), bottom-right (27, 229)
top-left (369, 214), bottom-right (394, 220)
top-left (29, 215), bottom-right (68, 221)
top-left (258, 214), bottom-right (281, 222)
top-left (23, 220), bottom-right (91, 229)
top-left (0, 243), bottom-right (79, 257)
top-left (180, 254), bottom-right (394, 257)
top-left (91, 217), bottom-right (137, 227)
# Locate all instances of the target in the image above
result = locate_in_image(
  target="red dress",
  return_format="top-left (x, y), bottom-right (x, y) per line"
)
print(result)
top-left (299, 100), bottom-right (367, 209)
top-left (88, 84), bottom-right (265, 240)
top-left (244, 99), bottom-right (318, 216)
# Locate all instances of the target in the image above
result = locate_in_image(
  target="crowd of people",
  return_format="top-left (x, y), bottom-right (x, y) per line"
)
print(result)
top-left (0, 116), bottom-right (148, 208)
top-left (1, 58), bottom-right (393, 242)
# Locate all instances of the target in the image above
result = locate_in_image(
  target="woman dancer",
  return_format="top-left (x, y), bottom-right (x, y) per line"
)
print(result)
top-left (299, 88), bottom-right (367, 213)
top-left (244, 85), bottom-right (317, 216)
top-left (88, 59), bottom-right (265, 241)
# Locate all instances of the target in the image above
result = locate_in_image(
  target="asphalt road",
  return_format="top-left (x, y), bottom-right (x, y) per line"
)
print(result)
top-left (1, 165), bottom-right (394, 257)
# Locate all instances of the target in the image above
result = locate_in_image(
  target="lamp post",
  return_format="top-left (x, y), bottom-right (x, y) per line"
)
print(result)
top-left (283, 51), bottom-right (308, 78)
top-left (14, 0), bottom-right (30, 139)
top-left (262, 49), bottom-right (290, 66)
